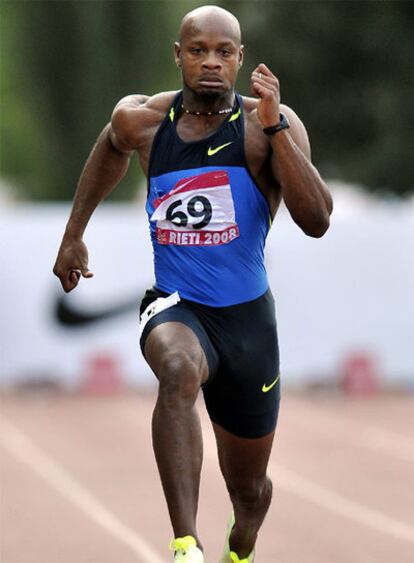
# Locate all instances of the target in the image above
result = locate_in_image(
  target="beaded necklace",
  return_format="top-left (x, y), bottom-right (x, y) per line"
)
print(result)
top-left (181, 104), bottom-right (233, 117)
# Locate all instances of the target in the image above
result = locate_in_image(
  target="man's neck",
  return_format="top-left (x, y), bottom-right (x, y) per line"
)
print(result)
top-left (181, 87), bottom-right (235, 114)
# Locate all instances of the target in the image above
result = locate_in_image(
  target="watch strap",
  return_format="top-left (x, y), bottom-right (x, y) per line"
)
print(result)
top-left (263, 113), bottom-right (290, 135)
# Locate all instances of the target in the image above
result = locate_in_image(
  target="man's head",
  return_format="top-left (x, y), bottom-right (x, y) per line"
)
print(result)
top-left (175, 5), bottom-right (244, 98)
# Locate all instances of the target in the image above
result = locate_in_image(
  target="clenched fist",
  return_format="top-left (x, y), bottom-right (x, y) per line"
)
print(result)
top-left (53, 237), bottom-right (93, 293)
top-left (251, 63), bottom-right (281, 128)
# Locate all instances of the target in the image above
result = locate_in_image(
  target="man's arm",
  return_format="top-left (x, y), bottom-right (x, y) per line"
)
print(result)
top-left (251, 63), bottom-right (333, 237)
top-left (53, 95), bottom-right (148, 292)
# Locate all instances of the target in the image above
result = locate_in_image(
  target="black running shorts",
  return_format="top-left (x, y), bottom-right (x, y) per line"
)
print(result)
top-left (139, 287), bottom-right (280, 439)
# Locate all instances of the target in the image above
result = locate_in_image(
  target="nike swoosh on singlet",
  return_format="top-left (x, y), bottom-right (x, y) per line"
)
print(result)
top-left (207, 142), bottom-right (233, 156)
top-left (262, 374), bottom-right (280, 393)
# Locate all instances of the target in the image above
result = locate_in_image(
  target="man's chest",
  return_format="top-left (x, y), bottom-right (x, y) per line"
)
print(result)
top-left (137, 109), bottom-right (279, 214)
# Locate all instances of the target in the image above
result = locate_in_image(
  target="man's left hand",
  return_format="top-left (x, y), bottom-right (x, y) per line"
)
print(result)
top-left (251, 63), bottom-right (281, 128)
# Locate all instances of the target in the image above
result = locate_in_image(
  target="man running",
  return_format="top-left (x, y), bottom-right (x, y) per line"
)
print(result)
top-left (53, 5), bottom-right (332, 562)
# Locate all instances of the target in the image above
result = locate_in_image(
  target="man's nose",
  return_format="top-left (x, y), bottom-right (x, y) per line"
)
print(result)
top-left (202, 51), bottom-right (221, 70)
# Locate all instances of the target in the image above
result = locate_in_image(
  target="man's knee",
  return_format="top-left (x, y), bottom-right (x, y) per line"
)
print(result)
top-left (227, 475), bottom-right (272, 507)
top-left (157, 349), bottom-right (203, 408)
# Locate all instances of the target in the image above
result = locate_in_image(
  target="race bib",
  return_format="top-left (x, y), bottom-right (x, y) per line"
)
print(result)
top-left (150, 170), bottom-right (239, 246)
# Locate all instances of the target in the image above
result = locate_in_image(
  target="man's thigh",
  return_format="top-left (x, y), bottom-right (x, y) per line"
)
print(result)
top-left (144, 321), bottom-right (209, 385)
top-left (139, 289), bottom-right (219, 384)
top-left (201, 289), bottom-right (281, 438)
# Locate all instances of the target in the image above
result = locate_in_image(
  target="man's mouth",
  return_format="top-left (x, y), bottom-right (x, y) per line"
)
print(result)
top-left (198, 76), bottom-right (223, 88)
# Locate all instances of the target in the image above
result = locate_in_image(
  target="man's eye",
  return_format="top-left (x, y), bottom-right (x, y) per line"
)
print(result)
top-left (221, 50), bottom-right (231, 57)
top-left (191, 48), bottom-right (201, 54)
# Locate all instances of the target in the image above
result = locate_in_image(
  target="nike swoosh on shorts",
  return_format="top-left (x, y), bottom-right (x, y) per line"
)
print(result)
top-left (262, 374), bottom-right (280, 393)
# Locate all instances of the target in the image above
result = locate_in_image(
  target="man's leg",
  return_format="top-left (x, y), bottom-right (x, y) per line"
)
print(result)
top-left (144, 322), bottom-right (209, 547)
top-left (213, 422), bottom-right (275, 558)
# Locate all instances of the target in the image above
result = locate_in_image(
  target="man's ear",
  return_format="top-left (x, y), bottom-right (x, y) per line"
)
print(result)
top-left (238, 45), bottom-right (244, 67)
top-left (174, 42), bottom-right (181, 68)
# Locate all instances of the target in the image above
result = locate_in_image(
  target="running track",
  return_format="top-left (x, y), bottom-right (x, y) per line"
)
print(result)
top-left (1, 391), bottom-right (413, 563)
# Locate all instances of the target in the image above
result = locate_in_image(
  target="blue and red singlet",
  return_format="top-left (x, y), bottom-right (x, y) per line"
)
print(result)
top-left (146, 92), bottom-right (271, 306)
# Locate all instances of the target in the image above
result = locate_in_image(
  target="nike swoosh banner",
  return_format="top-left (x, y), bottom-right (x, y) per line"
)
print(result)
top-left (1, 197), bottom-right (413, 389)
top-left (0, 203), bottom-right (156, 390)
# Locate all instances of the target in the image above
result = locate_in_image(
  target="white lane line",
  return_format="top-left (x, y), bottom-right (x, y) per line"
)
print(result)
top-left (362, 427), bottom-right (414, 463)
top-left (0, 414), bottom-right (164, 563)
top-left (201, 423), bottom-right (414, 544)
top-left (285, 397), bottom-right (414, 463)
top-left (113, 398), bottom-right (414, 544)
top-left (269, 462), bottom-right (414, 544)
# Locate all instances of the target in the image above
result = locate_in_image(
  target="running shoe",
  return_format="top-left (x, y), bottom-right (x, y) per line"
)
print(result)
top-left (170, 535), bottom-right (204, 562)
top-left (219, 513), bottom-right (255, 563)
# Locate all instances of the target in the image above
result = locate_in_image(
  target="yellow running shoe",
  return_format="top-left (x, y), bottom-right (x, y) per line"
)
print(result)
top-left (170, 535), bottom-right (204, 562)
top-left (219, 513), bottom-right (255, 563)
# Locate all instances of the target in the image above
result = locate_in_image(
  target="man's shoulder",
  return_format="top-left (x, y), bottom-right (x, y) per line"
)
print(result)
top-left (113, 91), bottom-right (178, 123)
top-left (241, 96), bottom-right (310, 159)
top-left (111, 91), bottom-right (178, 149)
top-left (241, 95), bottom-right (259, 113)
top-left (146, 90), bottom-right (179, 111)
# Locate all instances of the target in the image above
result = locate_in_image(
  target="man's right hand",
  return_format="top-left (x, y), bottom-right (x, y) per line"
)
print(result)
top-left (53, 238), bottom-right (94, 293)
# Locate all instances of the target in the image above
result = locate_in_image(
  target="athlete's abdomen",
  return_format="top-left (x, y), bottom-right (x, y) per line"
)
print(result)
top-left (147, 165), bottom-right (270, 306)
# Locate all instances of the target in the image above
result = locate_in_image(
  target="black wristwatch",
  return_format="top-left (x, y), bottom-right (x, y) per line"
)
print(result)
top-left (263, 113), bottom-right (290, 135)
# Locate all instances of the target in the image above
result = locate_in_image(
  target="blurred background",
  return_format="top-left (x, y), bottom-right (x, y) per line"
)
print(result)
top-left (1, 0), bottom-right (413, 393)
top-left (1, 3), bottom-right (414, 563)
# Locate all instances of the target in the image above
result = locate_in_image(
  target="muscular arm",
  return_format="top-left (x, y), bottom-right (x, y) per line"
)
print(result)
top-left (252, 64), bottom-right (332, 237)
top-left (65, 94), bottom-right (152, 239)
top-left (269, 110), bottom-right (332, 237)
top-left (53, 95), bottom-right (149, 292)
top-left (63, 123), bottom-right (133, 240)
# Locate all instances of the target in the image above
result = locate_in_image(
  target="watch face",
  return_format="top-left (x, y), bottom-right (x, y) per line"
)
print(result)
top-left (279, 113), bottom-right (289, 128)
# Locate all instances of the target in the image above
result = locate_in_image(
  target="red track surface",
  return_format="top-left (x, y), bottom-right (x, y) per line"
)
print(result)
top-left (1, 391), bottom-right (413, 563)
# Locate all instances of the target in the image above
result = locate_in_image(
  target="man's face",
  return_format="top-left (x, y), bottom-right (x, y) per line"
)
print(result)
top-left (175, 22), bottom-right (243, 97)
